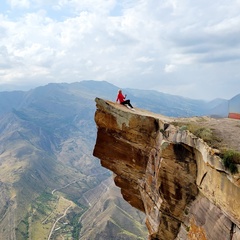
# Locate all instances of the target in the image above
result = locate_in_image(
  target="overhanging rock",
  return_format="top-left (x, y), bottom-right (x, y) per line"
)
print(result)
top-left (93, 97), bottom-right (240, 240)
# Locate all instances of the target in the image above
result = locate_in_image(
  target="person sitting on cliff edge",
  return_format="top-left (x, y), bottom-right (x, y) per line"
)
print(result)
top-left (116, 89), bottom-right (134, 110)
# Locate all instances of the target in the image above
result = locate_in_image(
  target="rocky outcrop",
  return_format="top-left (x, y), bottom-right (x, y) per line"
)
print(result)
top-left (93, 98), bottom-right (240, 240)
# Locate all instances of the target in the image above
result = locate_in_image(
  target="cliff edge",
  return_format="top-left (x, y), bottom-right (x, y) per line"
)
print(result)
top-left (93, 98), bottom-right (240, 240)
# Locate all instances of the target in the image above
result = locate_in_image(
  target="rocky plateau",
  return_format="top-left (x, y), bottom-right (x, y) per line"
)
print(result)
top-left (93, 97), bottom-right (240, 240)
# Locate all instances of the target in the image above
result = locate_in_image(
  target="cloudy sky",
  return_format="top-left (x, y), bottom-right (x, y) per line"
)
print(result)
top-left (0, 0), bottom-right (240, 100)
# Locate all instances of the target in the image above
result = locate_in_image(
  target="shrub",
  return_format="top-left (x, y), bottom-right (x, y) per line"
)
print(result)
top-left (171, 122), bottom-right (239, 175)
top-left (171, 122), bottom-right (219, 146)
top-left (221, 150), bottom-right (240, 174)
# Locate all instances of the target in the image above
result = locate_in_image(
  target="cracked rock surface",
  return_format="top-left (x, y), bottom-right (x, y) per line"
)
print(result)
top-left (93, 98), bottom-right (240, 240)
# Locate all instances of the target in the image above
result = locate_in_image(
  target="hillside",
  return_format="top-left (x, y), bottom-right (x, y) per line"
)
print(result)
top-left (0, 81), bottom-right (148, 240)
top-left (0, 80), bottom-right (238, 239)
top-left (79, 177), bottom-right (147, 240)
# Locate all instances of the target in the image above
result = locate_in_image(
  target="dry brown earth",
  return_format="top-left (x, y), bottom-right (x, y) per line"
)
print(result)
top-left (112, 101), bottom-right (240, 153)
top-left (174, 116), bottom-right (240, 152)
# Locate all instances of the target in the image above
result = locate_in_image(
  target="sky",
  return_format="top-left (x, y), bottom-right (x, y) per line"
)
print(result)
top-left (0, 0), bottom-right (240, 100)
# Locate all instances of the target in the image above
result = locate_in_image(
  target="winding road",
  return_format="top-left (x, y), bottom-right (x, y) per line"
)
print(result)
top-left (47, 204), bottom-right (72, 240)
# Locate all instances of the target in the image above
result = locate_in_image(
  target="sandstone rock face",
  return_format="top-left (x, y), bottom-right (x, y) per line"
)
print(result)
top-left (93, 98), bottom-right (240, 240)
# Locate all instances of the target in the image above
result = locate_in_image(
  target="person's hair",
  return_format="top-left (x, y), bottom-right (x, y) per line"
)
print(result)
top-left (118, 89), bottom-right (122, 93)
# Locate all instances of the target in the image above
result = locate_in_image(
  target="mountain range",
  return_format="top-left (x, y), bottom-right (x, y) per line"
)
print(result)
top-left (0, 80), bottom-right (236, 239)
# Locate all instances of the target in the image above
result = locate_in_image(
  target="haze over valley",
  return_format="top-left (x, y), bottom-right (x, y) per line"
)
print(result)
top-left (0, 80), bottom-right (238, 239)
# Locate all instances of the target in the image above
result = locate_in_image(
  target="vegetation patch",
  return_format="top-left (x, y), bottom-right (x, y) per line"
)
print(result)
top-left (220, 150), bottom-right (240, 174)
top-left (16, 214), bottom-right (29, 240)
top-left (171, 122), bottom-right (221, 148)
top-left (171, 121), bottom-right (240, 175)
top-left (68, 212), bottom-right (82, 239)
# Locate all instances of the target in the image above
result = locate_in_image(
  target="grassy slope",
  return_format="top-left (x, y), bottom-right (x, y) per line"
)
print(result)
top-left (1, 80), bottom-right (231, 239)
top-left (0, 81), bottom-right (148, 240)
top-left (79, 178), bottom-right (147, 239)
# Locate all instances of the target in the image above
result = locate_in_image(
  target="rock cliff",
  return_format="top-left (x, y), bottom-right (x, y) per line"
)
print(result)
top-left (93, 98), bottom-right (240, 240)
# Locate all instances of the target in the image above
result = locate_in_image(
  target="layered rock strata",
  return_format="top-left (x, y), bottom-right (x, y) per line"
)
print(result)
top-left (93, 98), bottom-right (240, 240)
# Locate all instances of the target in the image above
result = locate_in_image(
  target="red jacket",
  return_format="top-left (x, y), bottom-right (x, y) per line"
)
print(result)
top-left (116, 92), bottom-right (125, 103)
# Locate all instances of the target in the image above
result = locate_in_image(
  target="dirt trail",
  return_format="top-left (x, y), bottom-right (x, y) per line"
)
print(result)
top-left (47, 204), bottom-right (72, 240)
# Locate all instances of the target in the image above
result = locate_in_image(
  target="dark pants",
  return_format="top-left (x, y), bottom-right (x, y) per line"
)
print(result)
top-left (121, 100), bottom-right (133, 108)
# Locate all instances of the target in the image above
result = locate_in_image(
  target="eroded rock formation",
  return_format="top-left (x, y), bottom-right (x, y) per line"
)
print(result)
top-left (93, 98), bottom-right (240, 240)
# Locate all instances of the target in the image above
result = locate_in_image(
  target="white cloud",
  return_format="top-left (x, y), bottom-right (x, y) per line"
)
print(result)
top-left (53, 0), bottom-right (116, 15)
top-left (136, 57), bottom-right (154, 63)
top-left (7, 0), bottom-right (30, 9)
top-left (164, 64), bottom-right (176, 73)
top-left (0, 0), bottom-right (240, 99)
